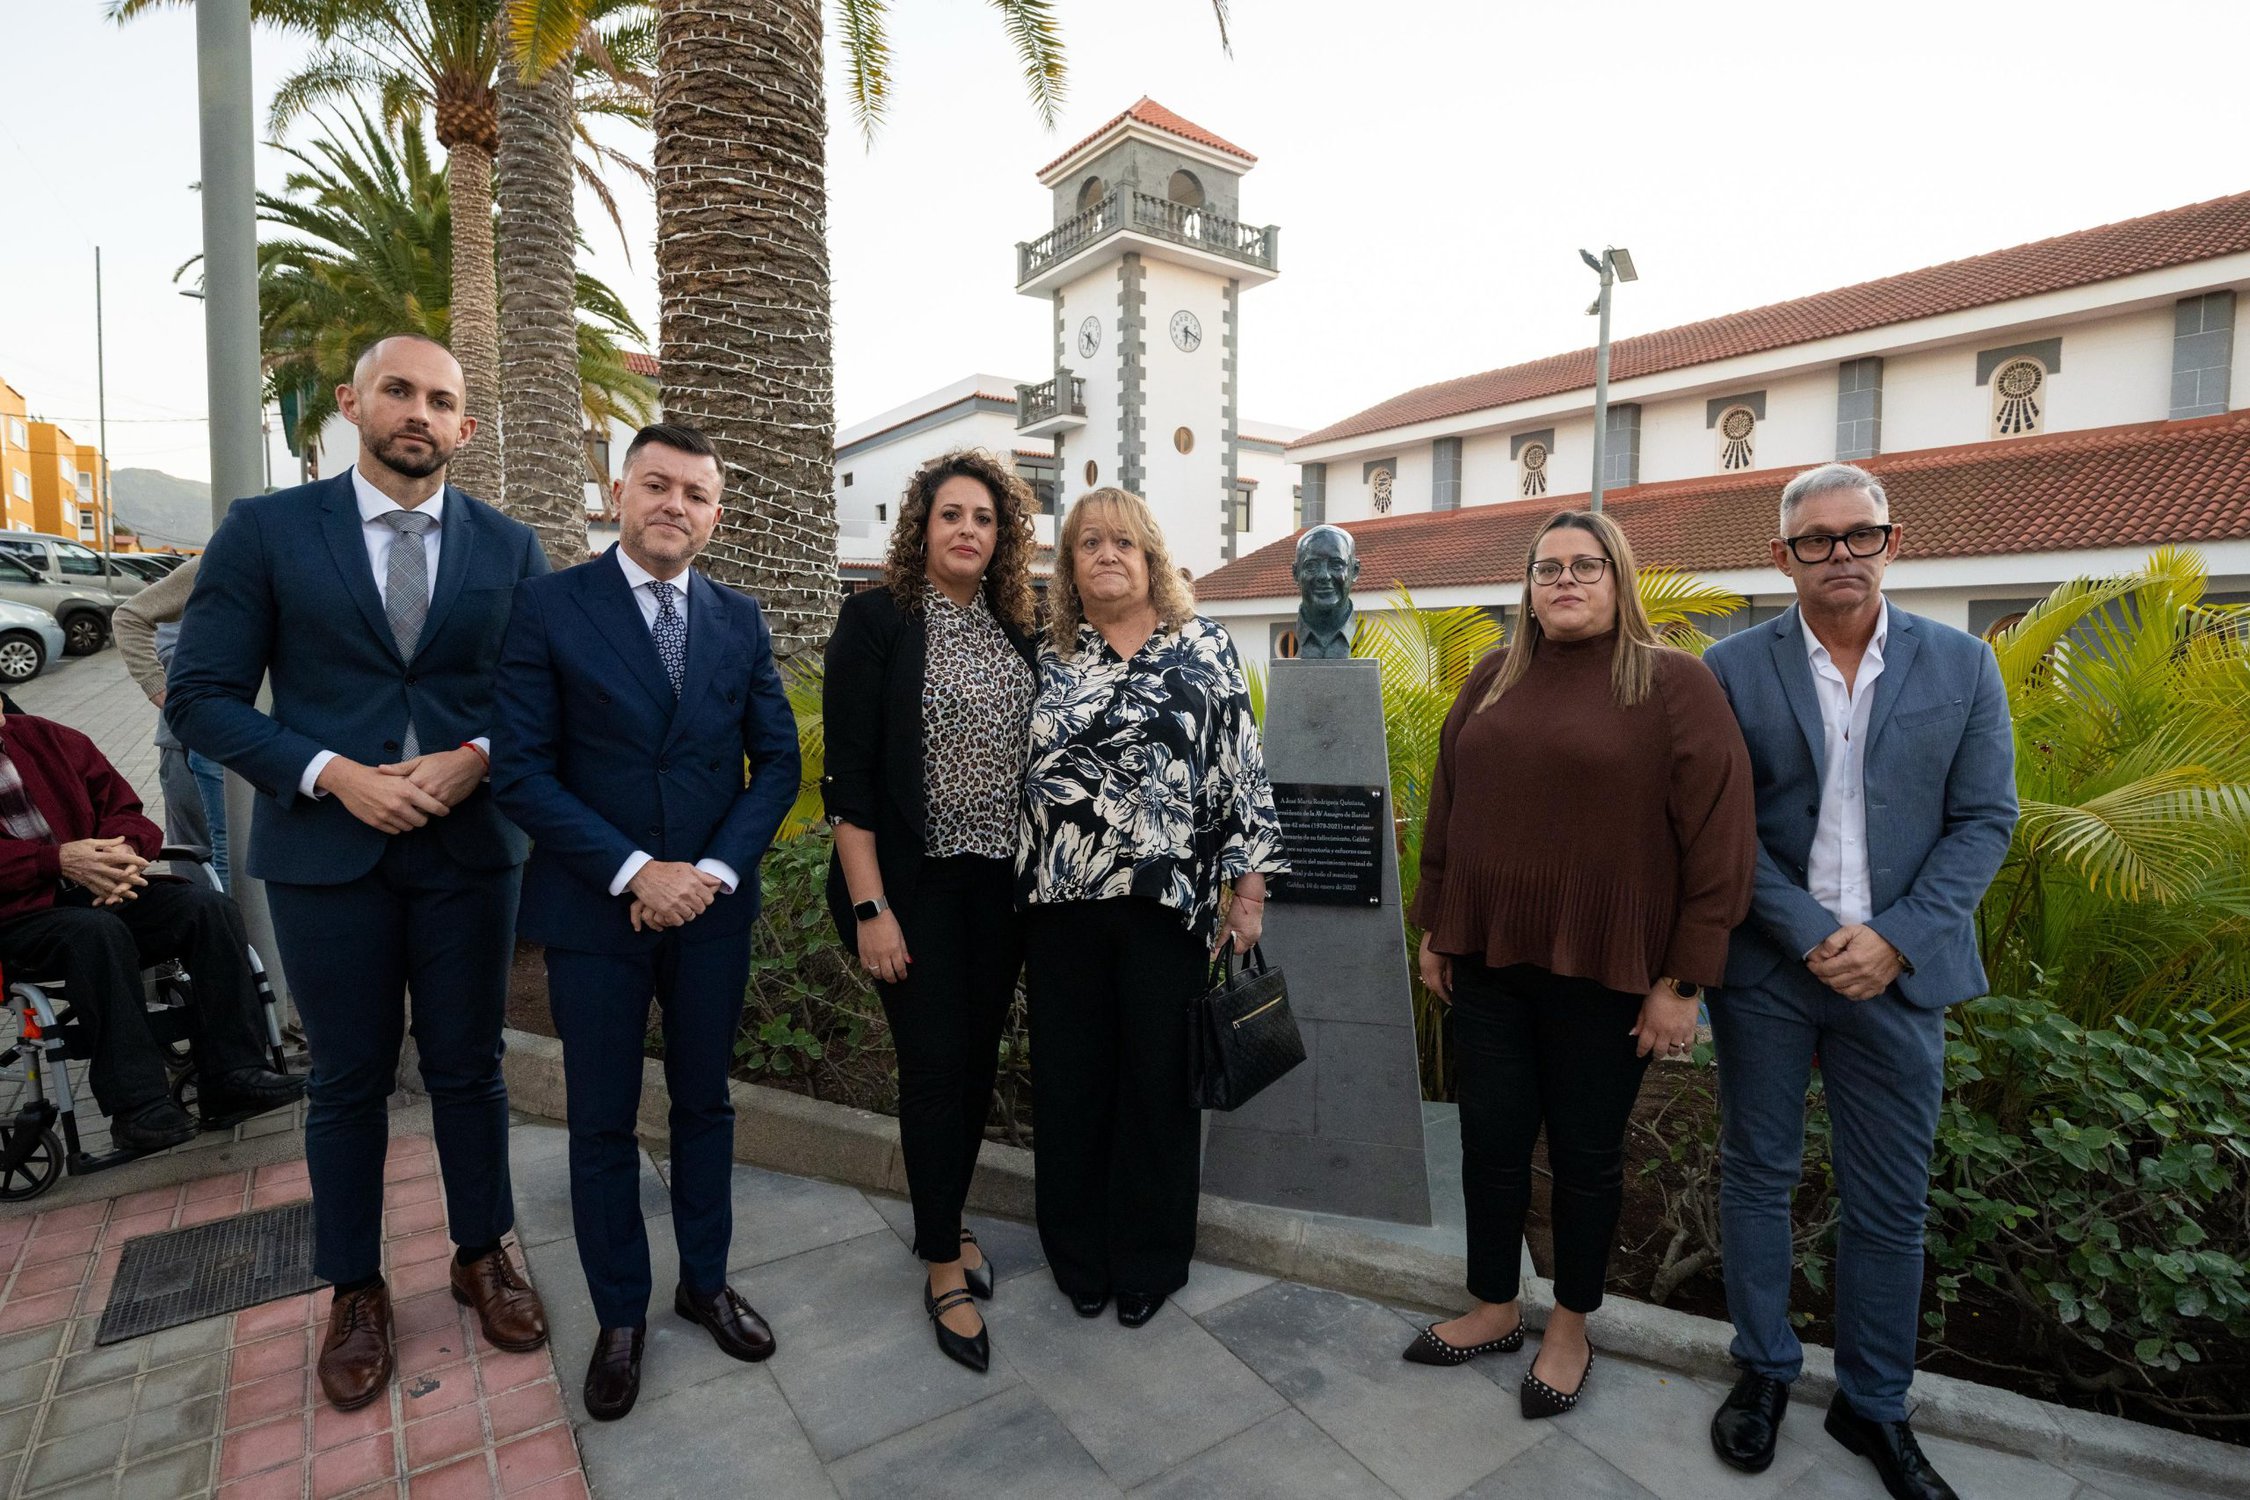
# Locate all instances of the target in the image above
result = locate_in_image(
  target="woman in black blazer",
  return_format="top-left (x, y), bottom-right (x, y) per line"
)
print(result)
top-left (822, 449), bottom-right (1041, 1374)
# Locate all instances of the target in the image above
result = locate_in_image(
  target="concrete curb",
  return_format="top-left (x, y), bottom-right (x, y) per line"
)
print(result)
top-left (499, 1028), bottom-right (2250, 1495)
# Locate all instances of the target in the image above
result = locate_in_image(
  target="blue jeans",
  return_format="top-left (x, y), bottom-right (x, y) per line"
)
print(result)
top-left (1709, 962), bottom-right (1946, 1422)
top-left (188, 751), bottom-right (228, 890)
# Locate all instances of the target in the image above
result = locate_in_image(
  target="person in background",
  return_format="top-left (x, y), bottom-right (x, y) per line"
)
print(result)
top-left (112, 557), bottom-right (229, 888)
top-left (1018, 488), bottom-right (1287, 1331)
top-left (1406, 509), bottom-right (1754, 1421)
top-left (822, 449), bottom-right (1041, 1375)
top-left (1703, 464), bottom-right (2016, 1500)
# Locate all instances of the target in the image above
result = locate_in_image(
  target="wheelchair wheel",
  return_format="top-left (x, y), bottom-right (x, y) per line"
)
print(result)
top-left (0, 1124), bottom-right (63, 1201)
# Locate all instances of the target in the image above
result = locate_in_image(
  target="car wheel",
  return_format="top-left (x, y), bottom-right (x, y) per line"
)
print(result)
top-left (0, 632), bottom-right (44, 683)
top-left (62, 613), bottom-right (105, 656)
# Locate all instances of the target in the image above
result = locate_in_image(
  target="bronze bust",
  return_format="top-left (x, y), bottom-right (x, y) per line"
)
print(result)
top-left (1293, 525), bottom-right (1361, 660)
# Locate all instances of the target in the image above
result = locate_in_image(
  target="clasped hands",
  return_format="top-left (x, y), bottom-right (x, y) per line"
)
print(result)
top-left (318, 748), bottom-right (486, 834)
top-left (58, 837), bottom-right (151, 907)
top-left (628, 860), bottom-right (723, 932)
top-left (1807, 923), bottom-right (1905, 1000)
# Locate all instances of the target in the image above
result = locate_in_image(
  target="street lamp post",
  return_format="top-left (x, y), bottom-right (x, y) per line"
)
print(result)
top-left (1580, 246), bottom-right (1638, 512)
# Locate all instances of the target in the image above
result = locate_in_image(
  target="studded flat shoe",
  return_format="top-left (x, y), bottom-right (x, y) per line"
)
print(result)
top-left (1401, 1320), bottom-right (1524, 1366)
top-left (1520, 1347), bottom-right (1594, 1419)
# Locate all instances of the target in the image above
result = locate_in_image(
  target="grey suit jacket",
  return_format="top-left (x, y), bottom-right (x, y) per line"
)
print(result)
top-left (1702, 601), bottom-right (2018, 1009)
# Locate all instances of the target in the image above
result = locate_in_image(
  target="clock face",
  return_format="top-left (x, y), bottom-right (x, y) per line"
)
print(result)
top-left (1077, 316), bottom-right (1101, 360)
top-left (1170, 310), bottom-right (1203, 352)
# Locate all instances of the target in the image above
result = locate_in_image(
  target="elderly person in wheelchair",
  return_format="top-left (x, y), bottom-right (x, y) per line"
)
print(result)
top-left (0, 701), bottom-right (300, 1155)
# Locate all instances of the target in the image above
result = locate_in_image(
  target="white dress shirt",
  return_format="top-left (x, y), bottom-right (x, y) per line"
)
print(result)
top-left (1803, 604), bottom-right (1887, 930)
top-left (298, 468), bottom-right (488, 797)
top-left (606, 549), bottom-right (740, 900)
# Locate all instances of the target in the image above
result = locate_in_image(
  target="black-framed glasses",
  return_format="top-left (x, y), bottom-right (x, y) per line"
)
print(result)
top-left (1783, 525), bottom-right (1894, 564)
top-left (1529, 556), bottom-right (1613, 586)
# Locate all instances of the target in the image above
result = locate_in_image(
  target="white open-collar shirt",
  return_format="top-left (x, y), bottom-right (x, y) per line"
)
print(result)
top-left (1803, 603), bottom-right (1888, 930)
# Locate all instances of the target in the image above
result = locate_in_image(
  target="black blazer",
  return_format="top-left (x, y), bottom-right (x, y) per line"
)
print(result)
top-left (820, 585), bottom-right (1039, 950)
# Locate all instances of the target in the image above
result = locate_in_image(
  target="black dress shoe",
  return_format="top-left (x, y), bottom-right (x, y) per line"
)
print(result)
top-left (1823, 1391), bottom-right (1959, 1500)
top-left (1069, 1290), bottom-right (1109, 1319)
top-left (1401, 1318), bottom-right (1523, 1367)
top-left (673, 1282), bottom-right (776, 1362)
top-left (200, 1067), bottom-right (306, 1119)
top-left (959, 1229), bottom-right (994, 1301)
top-left (1115, 1291), bottom-right (1162, 1328)
top-left (1519, 1346), bottom-right (1593, 1420)
top-left (112, 1100), bottom-right (197, 1153)
top-left (924, 1281), bottom-right (990, 1374)
top-left (1711, 1371), bottom-right (1791, 1473)
top-left (583, 1324), bottom-right (644, 1422)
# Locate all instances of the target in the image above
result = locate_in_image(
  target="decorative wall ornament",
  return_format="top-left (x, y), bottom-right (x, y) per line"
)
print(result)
top-left (1369, 467), bottom-right (1394, 514)
top-left (1992, 357), bottom-right (2046, 436)
top-left (1717, 405), bottom-right (1757, 471)
top-left (1518, 441), bottom-right (1549, 497)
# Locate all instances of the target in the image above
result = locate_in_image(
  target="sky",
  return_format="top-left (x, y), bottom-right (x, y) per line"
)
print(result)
top-left (3, 0), bottom-right (2246, 484)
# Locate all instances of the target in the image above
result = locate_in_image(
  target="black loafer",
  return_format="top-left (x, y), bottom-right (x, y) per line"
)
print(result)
top-left (673, 1282), bottom-right (776, 1362)
top-left (112, 1100), bottom-right (197, 1154)
top-left (959, 1229), bottom-right (994, 1301)
top-left (1069, 1290), bottom-right (1109, 1319)
top-left (583, 1324), bottom-right (644, 1422)
top-left (924, 1281), bottom-right (990, 1374)
top-left (200, 1066), bottom-right (306, 1120)
top-left (1115, 1291), bottom-right (1162, 1328)
top-left (1711, 1371), bottom-right (1790, 1472)
top-left (1823, 1391), bottom-right (1959, 1500)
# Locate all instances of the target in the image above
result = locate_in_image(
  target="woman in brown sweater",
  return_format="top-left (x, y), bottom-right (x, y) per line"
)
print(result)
top-left (1401, 509), bottom-right (1755, 1420)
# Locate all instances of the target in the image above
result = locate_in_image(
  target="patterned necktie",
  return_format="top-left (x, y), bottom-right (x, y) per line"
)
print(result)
top-left (648, 580), bottom-right (686, 698)
top-left (376, 509), bottom-right (436, 756)
top-left (0, 738), bottom-right (56, 844)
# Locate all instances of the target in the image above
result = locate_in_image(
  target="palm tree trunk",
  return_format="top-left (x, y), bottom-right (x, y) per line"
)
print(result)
top-left (446, 141), bottom-right (507, 505)
top-left (653, 0), bottom-right (838, 662)
top-left (498, 38), bottom-right (592, 568)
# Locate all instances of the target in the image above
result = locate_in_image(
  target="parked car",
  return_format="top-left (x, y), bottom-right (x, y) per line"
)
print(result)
top-left (105, 553), bottom-right (173, 583)
top-left (0, 533), bottom-right (147, 603)
top-left (0, 597), bottom-right (65, 685)
top-left (0, 550), bottom-right (121, 656)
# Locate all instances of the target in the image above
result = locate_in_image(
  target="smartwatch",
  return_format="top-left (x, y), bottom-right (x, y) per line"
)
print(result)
top-left (853, 895), bottom-right (890, 922)
top-left (1666, 978), bottom-right (1702, 1002)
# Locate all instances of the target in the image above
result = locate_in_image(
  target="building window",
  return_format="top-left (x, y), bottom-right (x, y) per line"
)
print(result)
top-left (1013, 454), bottom-right (1059, 514)
top-left (1174, 426), bottom-right (1194, 454)
top-left (1167, 169), bottom-right (1204, 208)
top-left (1077, 175), bottom-right (1106, 212)
top-left (841, 471), bottom-right (853, 487)
top-left (1084, 459), bottom-right (1099, 487)
top-left (1716, 405), bottom-right (1757, 471)
top-left (1291, 484), bottom-right (1304, 529)
top-left (10, 470), bottom-right (26, 501)
top-left (75, 471), bottom-right (93, 500)
top-left (6, 421), bottom-right (24, 450)
top-left (1990, 357), bottom-right (2047, 437)
top-left (1232, 486), bottom-right (1252, 535)
top-left (876, 503), bottom-right (887, 522)
top-left (1518, 441), bottom-right (1548, 498)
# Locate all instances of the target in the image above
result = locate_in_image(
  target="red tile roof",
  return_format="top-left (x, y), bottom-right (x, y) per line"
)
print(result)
top-left (622, 350), bottom-right (659, 377)
top-left (1198, 415), bottom-right (2250, 600)
top-left (1039, 97), bottom-right (1256, 178)
top-left (1293, 191), bottom-right (2250, 450)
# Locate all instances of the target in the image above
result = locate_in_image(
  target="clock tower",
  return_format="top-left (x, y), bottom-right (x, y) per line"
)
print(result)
top-left (1012, 98), bottom-right (1280, 576)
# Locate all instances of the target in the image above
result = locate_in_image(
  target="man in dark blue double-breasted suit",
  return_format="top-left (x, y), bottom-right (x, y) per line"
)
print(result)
top-left (168, 335), bottom-right (553, 1412)
top-left (491, 422), bottom-right (799, 1421)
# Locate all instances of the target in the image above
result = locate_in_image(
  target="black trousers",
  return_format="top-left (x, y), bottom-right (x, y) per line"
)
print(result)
top-left (265, 827), bottom-right (520, 1285)
top-left (1451, 960), bottom-right (1651, 1313)
top-left (875, 855), bottom-right (1021, 1263)
top-left (0, 879), bottom-right (269, 1118)
top-left (1025, 898), bottom-right (1208, 1299)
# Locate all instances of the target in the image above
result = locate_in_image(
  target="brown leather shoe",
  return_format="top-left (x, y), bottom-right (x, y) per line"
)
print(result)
top-left (673, 1282), bottom-right (776, 1362)
top-left (318, 1281), bottom-right (395, 1412)
top-left (450, 1244), bottom-right (549, 1353)
top-left (583, 1324), bottom-right (645, 1422)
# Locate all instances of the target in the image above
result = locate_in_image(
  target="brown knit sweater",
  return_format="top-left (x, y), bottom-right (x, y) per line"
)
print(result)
top-left (1410, 632), bottom-right (1756, 994)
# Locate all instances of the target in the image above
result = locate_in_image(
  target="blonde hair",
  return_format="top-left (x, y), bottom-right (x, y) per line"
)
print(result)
top-left (1048, 488), bottom-right (1198, 650)
top-left (1476, 509), bottom-right (1667, 712)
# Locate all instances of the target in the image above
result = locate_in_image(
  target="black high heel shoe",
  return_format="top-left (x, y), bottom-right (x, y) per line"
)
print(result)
top-left (1401, 1318), bottom-right (1524, 1366)
top-left (1520, 1346), bottom-right (1594, 1419)
top-left (924, 1280), bottom-right (990, 1374)
top-left (960, 1228), bottom-right (995, 1301)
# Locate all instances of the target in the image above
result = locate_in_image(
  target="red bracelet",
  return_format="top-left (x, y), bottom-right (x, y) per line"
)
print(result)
top-left (460, 741), bottom-right (490, 769)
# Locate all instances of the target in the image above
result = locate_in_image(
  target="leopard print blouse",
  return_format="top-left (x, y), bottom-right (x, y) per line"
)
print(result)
top-left (922, 590), bottom-right (1035, 860)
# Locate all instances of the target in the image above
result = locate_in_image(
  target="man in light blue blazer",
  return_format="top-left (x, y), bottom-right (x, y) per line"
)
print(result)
top-left (1700, 464), bottom-right (2016, 1500)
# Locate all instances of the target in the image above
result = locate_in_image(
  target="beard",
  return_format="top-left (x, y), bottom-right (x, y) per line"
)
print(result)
top-left (370, 429), bottom-right (452, 480)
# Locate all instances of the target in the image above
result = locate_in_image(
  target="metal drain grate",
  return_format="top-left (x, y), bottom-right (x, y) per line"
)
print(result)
top-left (96, 1201), bottom-right (323, 1345)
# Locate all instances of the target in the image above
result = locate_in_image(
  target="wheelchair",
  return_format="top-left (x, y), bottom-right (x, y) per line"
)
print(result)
top-left (0, 847), bottom-right (297, 1203)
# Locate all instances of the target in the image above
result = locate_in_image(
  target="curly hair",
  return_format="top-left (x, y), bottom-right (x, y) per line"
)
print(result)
top-left (880, 449), bottom-right (1039, 635)
top-left (1048, 488), bottom-right (1198, 650)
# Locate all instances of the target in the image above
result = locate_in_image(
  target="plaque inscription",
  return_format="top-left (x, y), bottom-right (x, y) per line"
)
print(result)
top-left (1267, 782), bottom-right (1386, 907)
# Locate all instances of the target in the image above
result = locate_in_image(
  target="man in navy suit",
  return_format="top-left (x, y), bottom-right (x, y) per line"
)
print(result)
top-left (491, 422), bottom-right (800, 1421)
top-left (1701, 464), bottom-right (2016, 1500)
top-left (168, 335), bottom-right (552, 1413)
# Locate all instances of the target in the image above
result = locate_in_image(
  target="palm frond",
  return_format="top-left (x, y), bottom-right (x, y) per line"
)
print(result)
top-left (834, 0), bottom-right (893, 145)
top-left (989, 0), bottom-right (1067, 130)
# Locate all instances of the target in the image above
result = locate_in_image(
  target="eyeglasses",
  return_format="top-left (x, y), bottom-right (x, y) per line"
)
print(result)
top-left (1529, 556), bottom-right (1613, 586)
top-left (1783, 525), bottom-right (1894, 564)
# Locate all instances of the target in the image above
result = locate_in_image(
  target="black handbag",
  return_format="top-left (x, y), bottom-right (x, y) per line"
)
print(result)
top-left (1188, 945), bottom-right (1306, 1111)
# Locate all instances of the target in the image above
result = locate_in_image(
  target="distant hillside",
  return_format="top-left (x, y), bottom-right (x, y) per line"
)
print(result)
top-left (110, 468), bottom-right (215, 549)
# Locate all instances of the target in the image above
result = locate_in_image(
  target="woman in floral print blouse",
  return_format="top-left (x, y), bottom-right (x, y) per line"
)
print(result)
top-left (1018, 488), bottom-right (1288, 1330)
